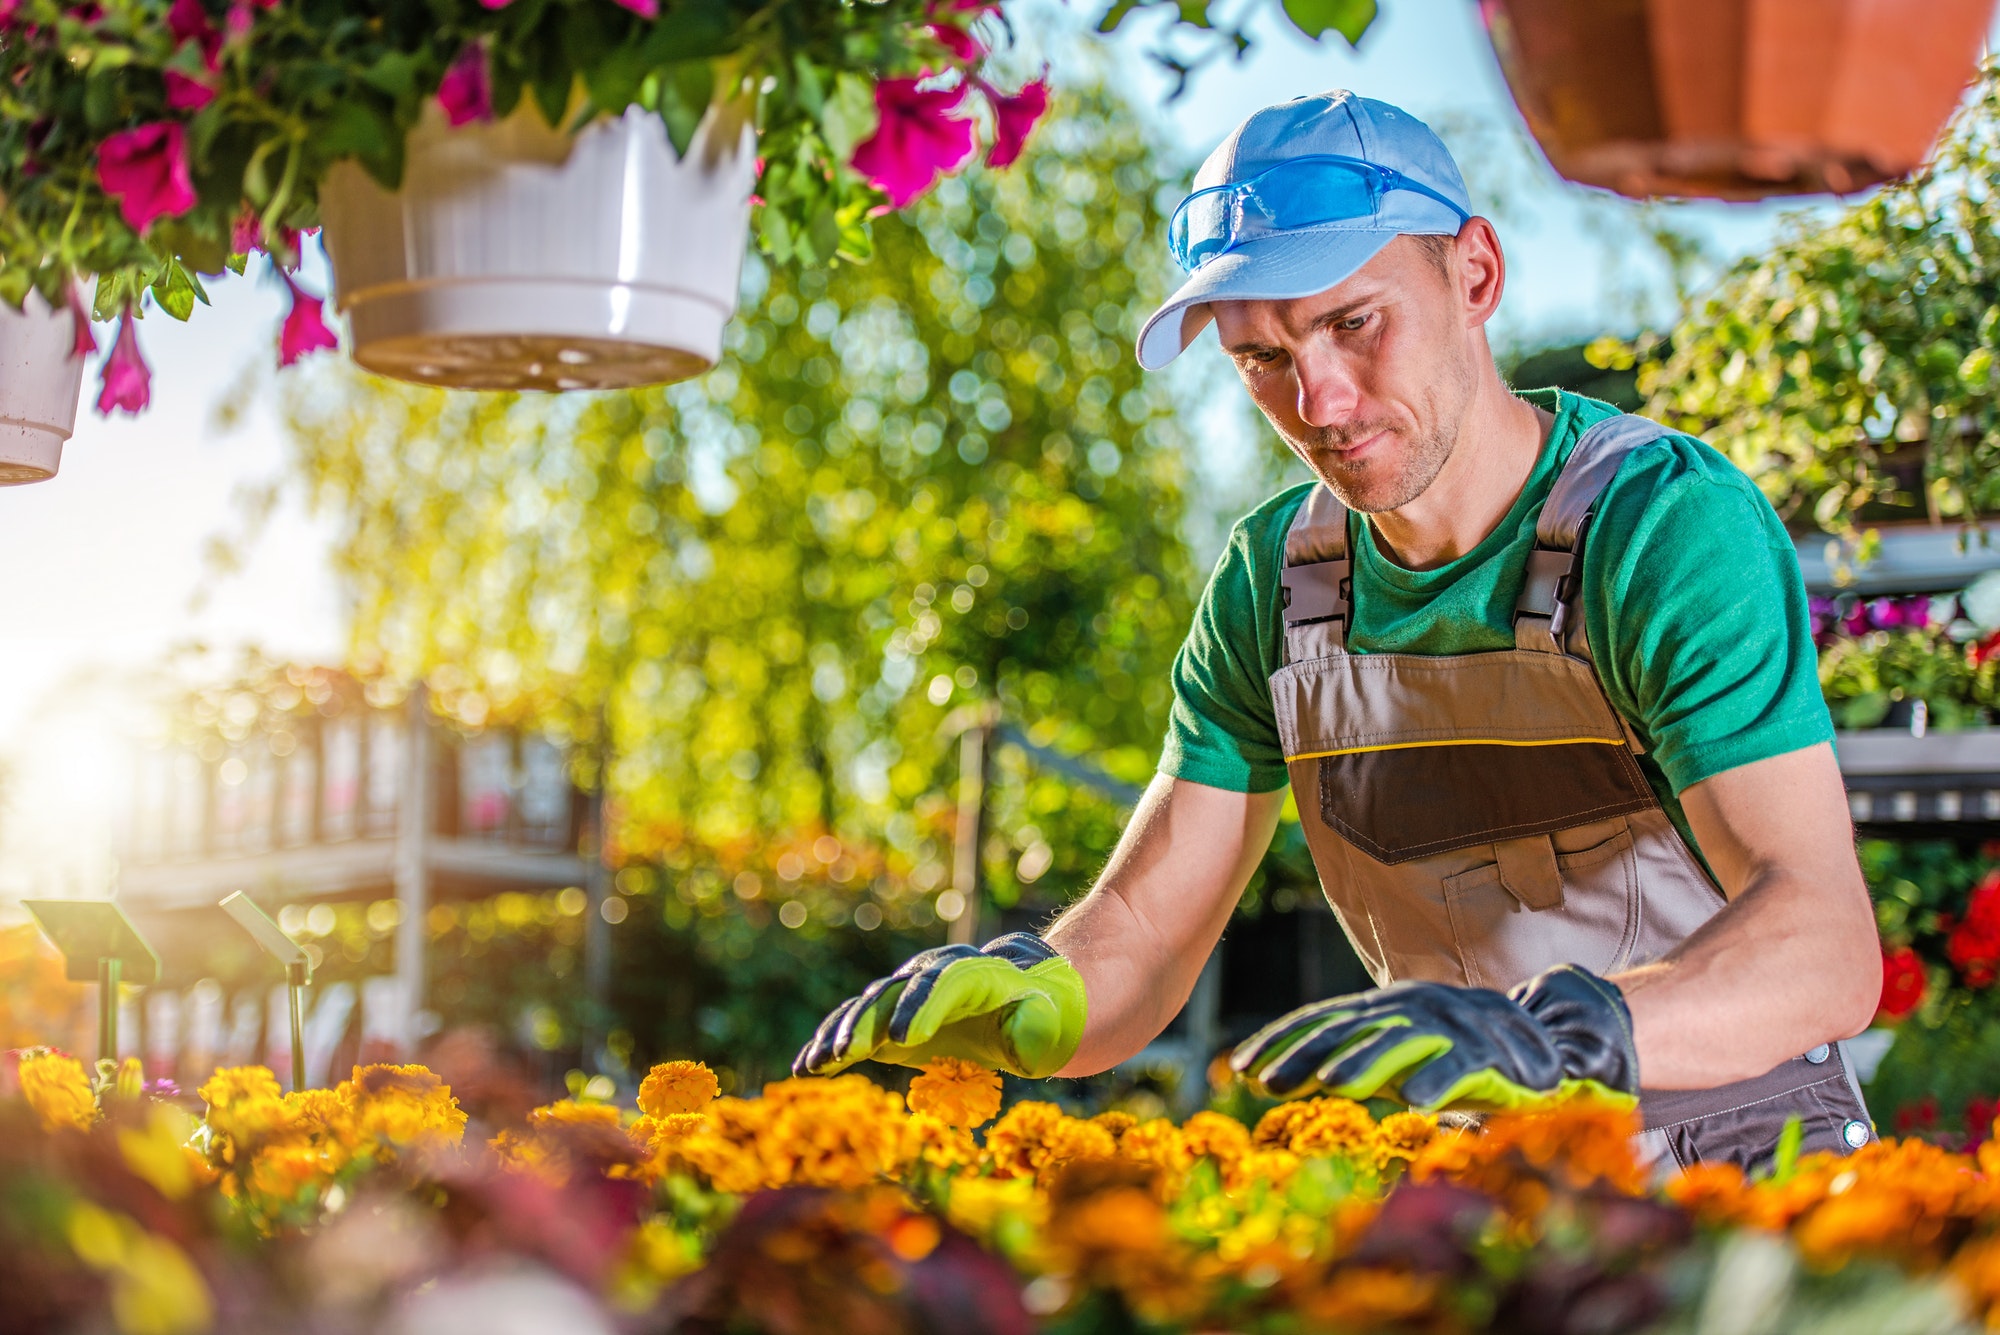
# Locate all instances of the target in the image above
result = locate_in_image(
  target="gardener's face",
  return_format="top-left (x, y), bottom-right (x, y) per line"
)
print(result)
top-left (1211, 226), bottom-right (1500, 514)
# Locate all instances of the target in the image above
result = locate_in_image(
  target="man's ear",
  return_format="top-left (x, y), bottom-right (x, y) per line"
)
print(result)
top-left (1455, 217), bottom-right (1506, 328)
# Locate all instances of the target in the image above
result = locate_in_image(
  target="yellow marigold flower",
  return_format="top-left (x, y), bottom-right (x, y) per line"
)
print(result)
top-left (631, 1111), bottom-right (708, 1153)
top-left (1230, 1148), bottom-right (1303, 1193)
top-left (1179, 1111), bottom-right (1253, 1166)
top-left (904, 1111), bottom-right (979, 1171)
top-left (676, 1076), bottom-right (909, 1194)
top-left (906, 1057), bottom-right (1002, 1129)
top-left (1374, 1110), bottom-right (1439, 1165)
top-left (531, 1099), bottom-right (623, 1129)
top-left (1254, 1096), bottom-right (1375, 1157)
top-left (19, 1049), bottom-right (95, 1133)
top-left (638, 1061), bottom-right (719, 1117)
top-left (945, 1174), bottom-right (1046, 1245)
top-left (199, 1065), bottom-right (283, 1112)
top-left (983, 1101), bottom-right (1117, 1183)
top-left (1116, 1120), bottom-right (1193, 1182)
top-left (1091, 1110), bottom-right (1138, 1142)
top-left (338, 1064), bottom-right (467, 1151)
top-left (1300, 1266), bottom-right (1439, 1329)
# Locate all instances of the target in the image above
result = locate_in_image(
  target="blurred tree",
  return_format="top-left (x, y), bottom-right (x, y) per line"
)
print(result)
top-left (1630, 65), bottom-right (2000, 535)
top-left (280, 85), bottom-right (1201, 1074)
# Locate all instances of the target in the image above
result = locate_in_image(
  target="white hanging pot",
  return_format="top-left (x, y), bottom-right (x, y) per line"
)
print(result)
top-left (319, 98), bottom-right (757, 392)
top-left (0, 289), bottom-right (88, 485)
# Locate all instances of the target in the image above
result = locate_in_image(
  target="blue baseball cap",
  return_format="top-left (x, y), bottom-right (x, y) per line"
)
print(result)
top-left (1136, 91), bottom-right (1473, 370)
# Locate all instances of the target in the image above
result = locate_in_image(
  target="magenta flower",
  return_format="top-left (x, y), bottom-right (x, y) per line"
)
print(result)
top-left (278, 273), bottom-right (338, 367)
top-left (611, 0), bottom-right (659, 15)
top-left (167, 0), bottom-right (220, 59)
top-left (164, 69), bottom-right (217, 110)
top-left (850, 78), bottom-right (975, 209)
top-left (66, 283), bottom-right (95, 361)
top-left (98, 123), bottom-right (198, 234)
top-left (984, 78), bottom-right (1048, 168)
top-left (438, 41), bottom-right (492, 126)
top-left (96, 310), bottom-right (151, 415)
top-left (927, 21), bottom-right (984, 61)
top-left (0, 0), bottom-right (19, 25)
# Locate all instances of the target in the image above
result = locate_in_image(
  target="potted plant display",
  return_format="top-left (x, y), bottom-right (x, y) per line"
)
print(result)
top-left (1479, 0), bottom-right (1996, 199)
top-left (0, 1), bottom-right (1048, 412)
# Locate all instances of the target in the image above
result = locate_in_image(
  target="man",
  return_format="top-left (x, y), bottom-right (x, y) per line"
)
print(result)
top-left (796, 92), bottom-right (1881, 1169)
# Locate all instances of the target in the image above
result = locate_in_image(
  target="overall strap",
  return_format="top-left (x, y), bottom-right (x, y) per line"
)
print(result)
top-left (1513, 413), bottom-right (1676, 655)
top-left (1281, 484), bottom-right (1351, 662)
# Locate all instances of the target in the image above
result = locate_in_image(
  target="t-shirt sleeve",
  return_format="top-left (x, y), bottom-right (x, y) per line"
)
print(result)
top-left (1158, 512), bottom-right (1293, 793)
top-left (1586, 448), bottom-right (1834, 794)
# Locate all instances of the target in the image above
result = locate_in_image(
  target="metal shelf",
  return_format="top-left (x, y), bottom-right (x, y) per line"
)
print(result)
top-left (1835, 729), bottom-right (2000, 832)
top-left (1797, 522), bottom-right (2000, 597)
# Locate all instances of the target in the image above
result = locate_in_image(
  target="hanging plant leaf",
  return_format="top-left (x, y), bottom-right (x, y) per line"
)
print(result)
top-left (658, 61), bottom-right (716, 160)
top-left (1280, 0), bottom-right (1378, 43)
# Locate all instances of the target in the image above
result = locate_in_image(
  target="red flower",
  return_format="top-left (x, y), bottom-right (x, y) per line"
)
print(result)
top-left (983, 77), bottom-right (1047, 168)
top-left (1967, 1095), bottom-right (1998, 1149)
top-left (1878, 944), bottom-right (1927, 1019)
top-left (66, 283), bottom-right (95, 361)
top-left (437, 41), bottom-right (491, 127)
top-left (96, 310), bottom-right (150, 415)
top-left (278, 272), bottom-right (338, 366)
top-left (851, 78), bottom-right (975, 209)
top-left (97, 123), bottom-right (197, 234)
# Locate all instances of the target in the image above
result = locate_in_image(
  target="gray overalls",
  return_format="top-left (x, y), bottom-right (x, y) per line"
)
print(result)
top-left (1272, 413), bottom-right (1873, 1171)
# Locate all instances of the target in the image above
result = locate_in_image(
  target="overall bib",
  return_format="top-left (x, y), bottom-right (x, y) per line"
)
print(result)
top-left (1272, 413), bottom-right (1873, 1171)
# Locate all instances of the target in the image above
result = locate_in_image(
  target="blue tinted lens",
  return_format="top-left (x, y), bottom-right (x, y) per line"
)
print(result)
top-left (1176, 188), bottom-right (1236, 268)
top-left (1251, 160), bottom-right (1380, 229)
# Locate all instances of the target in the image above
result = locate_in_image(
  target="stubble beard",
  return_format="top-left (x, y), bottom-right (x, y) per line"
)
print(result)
top-left (1282, 351), bottom-right (1476, 515)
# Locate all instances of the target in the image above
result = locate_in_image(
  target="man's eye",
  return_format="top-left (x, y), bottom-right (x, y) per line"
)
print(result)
top-left (1338, 313), bottom-right (1370, 332)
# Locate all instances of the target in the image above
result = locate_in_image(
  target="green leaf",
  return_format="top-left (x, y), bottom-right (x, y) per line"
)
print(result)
top-left (361, 50), bottom-right (425, 101)
top-left (82, 69), bottom-right (120, 132)
top-left (533, 70), bottom-right (573, 130)
top-left (1770, 1115), bottom-right (1804, 1182)
top-left (1280, 0), bottom-right (1378, 43)
top-left (316, 105), bottom-right (405, 189)
top-left (658, 60), bottom-right (716, 160)
top-left (820, 74), bottom-right (878, 162)
top-left (758, 205), bottom-right (794, 264)
top-left (791, 55), bottom-right (826, 119)
top-left (1095, 0), bottom-right (1143, 32)
top-left (151, 260), bottom-right (198, 321)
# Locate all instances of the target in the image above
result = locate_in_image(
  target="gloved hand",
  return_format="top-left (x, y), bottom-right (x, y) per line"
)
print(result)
top-left (792, 933), bottom-right (1087, 1079)
top-left (1228, 964), bottom-right (1638, 1112)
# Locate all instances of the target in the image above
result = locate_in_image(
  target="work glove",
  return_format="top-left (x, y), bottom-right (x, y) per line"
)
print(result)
top-left (792, 933), bottom-right (1087, 1079)
top-left (1229, 963), bottom-right (1638, 1113)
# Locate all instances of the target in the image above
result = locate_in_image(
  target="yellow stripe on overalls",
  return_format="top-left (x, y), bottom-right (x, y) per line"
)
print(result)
top-left (1285, 736), bottom-right (1627, 763)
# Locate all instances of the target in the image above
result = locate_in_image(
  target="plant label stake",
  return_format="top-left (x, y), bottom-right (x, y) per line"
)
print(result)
top-left (21, 899), bottom-right (161, 1067)
top-left (219, 892), bottom-right (313, 1093)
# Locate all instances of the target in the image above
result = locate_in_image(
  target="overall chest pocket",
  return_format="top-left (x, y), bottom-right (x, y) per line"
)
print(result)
top-left (1442, 821), bottom-right (1641, 992)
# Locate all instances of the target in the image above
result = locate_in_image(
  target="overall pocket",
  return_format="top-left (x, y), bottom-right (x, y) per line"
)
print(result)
top-left (1443, 823), bottom-right (1640, 991)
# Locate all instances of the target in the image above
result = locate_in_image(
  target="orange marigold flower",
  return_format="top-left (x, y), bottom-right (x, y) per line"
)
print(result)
top-left (531, 1099), bottom-right (623, 1129)
top-left (1116, 1119), bottom-right (1193, 1182)
top-left (1374, 1111), bottom-right (1438, 1166)
top-left (1179, 1111), bottom-right (1253, 1166)
top-left (18, 1049), bottom-right (95, 1132)
top-left (1091, 1110), bottom-right (1138, 1143)
top-left (638, 1060), bottom-right (719, 1117)
top-left (906, 1057), bottom-right (1002, 1129)
top-left (1299, 1266), bottom-right (1439, 1329)
top-left (983, 1100), bottom-right (1115, 1184)
top-left (1254, 1096), bottom-right (1378, 1158)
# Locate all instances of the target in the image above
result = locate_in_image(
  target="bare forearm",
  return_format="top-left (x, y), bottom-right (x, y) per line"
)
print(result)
top-left (1043, 777), bottom-right (1282, 1078)
top-left (1617, 866), bottom-right (1879, 1088)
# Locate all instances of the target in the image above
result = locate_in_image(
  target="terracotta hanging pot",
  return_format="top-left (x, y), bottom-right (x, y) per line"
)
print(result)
top-left (0, 290), bottom-right (89, 485)
top-left (1480, 0), bottom-right (1998, 199)
top-left (319, 98), bottom-right (757, 392)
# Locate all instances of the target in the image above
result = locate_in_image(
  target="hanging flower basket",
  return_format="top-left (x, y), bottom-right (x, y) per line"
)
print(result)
top-left (321, 99), bottom-right (756, 391)
top-left (0, 291), bottom-right (90, 485)
top-left (1480, 0), bottom-right (1997, 199)
top-left (0, 1), bottom-right (1048, 425)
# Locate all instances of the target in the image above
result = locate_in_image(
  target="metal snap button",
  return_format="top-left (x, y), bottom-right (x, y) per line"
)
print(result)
top-left (1842, 1119), bottom-right (1870, 1149)
top-left (1805, 1044), bottom-right (1831, 1065)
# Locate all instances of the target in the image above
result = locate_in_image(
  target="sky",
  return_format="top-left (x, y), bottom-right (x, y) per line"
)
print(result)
top-left (0, 0), bottom-right (1941, 894)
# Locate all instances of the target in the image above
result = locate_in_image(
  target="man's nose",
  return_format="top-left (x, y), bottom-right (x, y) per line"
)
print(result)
top-left (1294, 354), bottom-right (1361, 430)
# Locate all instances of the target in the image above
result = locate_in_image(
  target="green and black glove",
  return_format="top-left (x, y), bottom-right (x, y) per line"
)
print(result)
top-left (792, 933), bottom-right (1087, 1079)
top-left (1229, 964), bottom-right (1638, 1113)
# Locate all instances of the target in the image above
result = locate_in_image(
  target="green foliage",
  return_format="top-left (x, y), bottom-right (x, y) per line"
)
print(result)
top-left (280, 86), bottom-right (1198, 1067)
top-left (1095, 0), bottom-right (1379, 95)
top-left (1819, 630), bottom-right (1999, 730)
top-left (0, 0), bottom-right (1024, 316)
top-left (1639, 63), bottom-right (2000, 532)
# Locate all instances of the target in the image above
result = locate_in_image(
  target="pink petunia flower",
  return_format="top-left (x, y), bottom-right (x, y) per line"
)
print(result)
top-left (96, 310), bottom-right (150, 415)
top-left (66, 283), bottom-right (95, 361)
top-left (983, 77), bottom-right (1047, 168)
top-left (850, 78), bottom-right (976, 209)
top-left (437, 41), bottom-right (491, 126)
top-left (164, 69), bottom-right (217, 110)
top-left (167, 0), bottom-right (220, 62)
top-left (98, 123), bottom-right (198, 234)
top-left (927, 21), bottom-right (985, 61)
top-left (611, 0), bottom-right (659, 15)
top-left (278, 272), bottom-right (338, 367)
top-left (0, 0), bottom-right (19, 25)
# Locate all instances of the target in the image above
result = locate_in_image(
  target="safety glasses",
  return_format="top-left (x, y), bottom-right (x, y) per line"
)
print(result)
top-left (1168, 155), bottom-right (1470, 273)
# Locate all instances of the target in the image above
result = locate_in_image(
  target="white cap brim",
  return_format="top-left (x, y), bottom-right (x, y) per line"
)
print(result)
top-left (1136, 228), bottom-right (1402, 371)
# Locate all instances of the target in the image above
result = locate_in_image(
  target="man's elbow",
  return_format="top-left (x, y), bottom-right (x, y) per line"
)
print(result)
top-left (1827, 900), bottom-right (1884, 1041)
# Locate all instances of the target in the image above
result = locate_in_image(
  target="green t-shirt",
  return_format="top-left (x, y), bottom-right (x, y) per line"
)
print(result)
top-left (1160, 389), bottom-right (1833, 846)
